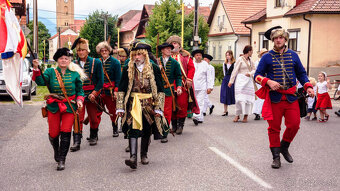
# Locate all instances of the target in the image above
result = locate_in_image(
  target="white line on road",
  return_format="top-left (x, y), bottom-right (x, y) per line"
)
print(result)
top-left (209, 147), bottom-right (273, 189)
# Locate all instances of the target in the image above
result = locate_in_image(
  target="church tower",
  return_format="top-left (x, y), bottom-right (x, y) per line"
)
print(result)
top-left (56, 0), bottom-right (74, 30)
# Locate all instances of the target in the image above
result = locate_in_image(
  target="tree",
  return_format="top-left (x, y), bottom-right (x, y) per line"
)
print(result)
top-left (146, 0), bottom-right (210, 53)
top-left (27, 21), bottom-right (51, 60)
top-left (80, 10), bottom-right (118, 58)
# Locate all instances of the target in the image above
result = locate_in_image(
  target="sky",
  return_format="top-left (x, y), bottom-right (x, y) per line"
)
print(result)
top-left (27, 0), bottom-right (213, 34)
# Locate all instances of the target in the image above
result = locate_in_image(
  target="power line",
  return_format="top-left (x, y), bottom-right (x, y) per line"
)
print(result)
top-left (28, 8), bottom-right (89, 16)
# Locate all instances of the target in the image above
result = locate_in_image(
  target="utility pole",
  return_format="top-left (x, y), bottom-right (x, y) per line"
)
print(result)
top-left (181, 0), bottom-right (184, 46)
top-left (33, 0), bottom-right (38, 53)
top-left (43, 40), bottom-right (46, 65)
top-left (193, 0), bottom-right (199, 50)
top-left (58, 27), bottom-right (61, 48)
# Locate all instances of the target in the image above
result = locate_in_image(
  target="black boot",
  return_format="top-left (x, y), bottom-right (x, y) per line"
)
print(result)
top-left (254, 114), bottom-right (261, 120)
top-left (176, 118), bottom-right (185, 134)
top-left (88, 128), bottom-right (98, 146)
top-left (112, 122), bottom-right (119, 137)
top-left (281, 140), bottom-right (293, 163)
top-left (48, 135), bottom-right (59, 162)
top-left (70, 132), bottom-right (82, 152)
top-left (171, 119), bottom-right (177, 133)
top-left (57, 132), bottom-right (71, 171)
top-left (141, 136), bottom-right (150, 165)
top-left (270, 147), bottom-right (281, 169)
top-left (125, 138), bottom-right (137, 169)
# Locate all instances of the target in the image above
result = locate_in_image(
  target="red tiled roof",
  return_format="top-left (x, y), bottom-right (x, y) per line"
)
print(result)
top-left (242, 8), bottom-right (266, 24)
top-left (136, 34), bottom-right (146, 39)
top-left (145, 5), bottom-right (155, 16)
top-left (185, 6), bottom-right (211, 20)
top-left (208, 0), bottom-right (266, 35)
top-left (49, 28), bottom-right (69, 40)
top-left (285, 0), bottom-right (340, 17)
top-left (117, 10), bottom-right (142, 27)
top-left (120, 12), bottom-right (141, 32)
top-left (69, 20), bottom-right (86, 33)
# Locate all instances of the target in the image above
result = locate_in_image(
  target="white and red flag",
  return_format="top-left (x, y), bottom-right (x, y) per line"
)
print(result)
top-left (0, 0), bottom-right (27, 107)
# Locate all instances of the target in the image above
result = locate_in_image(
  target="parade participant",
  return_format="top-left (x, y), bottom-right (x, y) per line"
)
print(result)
top-left (228, 45), bottom-right (256, 123)
top-left (305, 77), bottom-right (317, 121)
top-left (116, 42), bottom-right (167, 169)
top-left (315, 72), bottom-right (332, 122)
top-left (192, 49), bottom-right (214, 125)
top-left (157, 42), bottom-right (182, 143)
top-left (117, 47), bottom-right (129, 71)
top-left (220, 50), bottom-right (235, 116)
top-left (203, 54), bottom-right (215, 115)
top-left (166, 35), bottom-right (198, 134)
top-left (254, 26), bottom-right (314, 169)
top-left (335, 85), bottom-right (340, 117)
top-left (32, 48), bottom-right (85, 171)
top-left (252, 48), bottom-right (268, 120)
top-left (70, 38), bottom-right (104, 151)
top-left (96, 41), bottom-right (122, 137)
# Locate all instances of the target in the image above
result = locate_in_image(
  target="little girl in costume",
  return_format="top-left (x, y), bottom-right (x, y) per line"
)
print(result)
top-left (315, 72), bottom-right (332, 122)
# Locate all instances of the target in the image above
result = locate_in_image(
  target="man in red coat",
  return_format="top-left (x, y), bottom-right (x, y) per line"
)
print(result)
top-left (166, 35), bottom-right (199, 134)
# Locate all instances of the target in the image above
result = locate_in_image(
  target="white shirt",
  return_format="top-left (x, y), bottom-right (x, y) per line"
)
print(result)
top-left (80, 61), bottom-right (86, 68)
top-left (222, 62), bottom-right (231, 76)
top-left (136, 62), bottom-right (145, 72)
top-left (193, 60), bottom-right (213, 90)
top-left (317, 81), bottom-right (328, 94)
top-left (208, 64), bottom-right (215, 89)
top-left (162, 56), bottom-right (169, 70)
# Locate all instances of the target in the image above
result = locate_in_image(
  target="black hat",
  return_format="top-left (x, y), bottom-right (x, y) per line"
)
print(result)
top-left (71, 37), bottom-right (81, 50)
top-left (203, 54), bottom-right (213, 61)
top-left (264, 26), bottom-right (282, 40)
top-left (130, 41), bottom-right (152, 52)
top-left (157, 42), bottom-right (174, 51)
top-left (191, 49), bottom-right (204, 57)
top-left (53, 48), bottom-right (72, 61)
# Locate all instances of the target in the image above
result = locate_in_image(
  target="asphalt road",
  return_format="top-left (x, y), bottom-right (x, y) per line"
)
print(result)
top-left (0, 88), bottom-right (339, 191)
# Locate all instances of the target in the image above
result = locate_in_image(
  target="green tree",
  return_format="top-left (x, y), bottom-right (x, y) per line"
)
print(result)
top-left (146, 0), bottom-right (210, 53)
top-left (80, 10), bottom-right (118, 58)
top-left (27, 21), bottom-right (51, 60)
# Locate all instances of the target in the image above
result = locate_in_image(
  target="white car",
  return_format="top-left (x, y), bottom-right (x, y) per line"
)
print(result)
top-left (0, 57), bottom-right (37, 100)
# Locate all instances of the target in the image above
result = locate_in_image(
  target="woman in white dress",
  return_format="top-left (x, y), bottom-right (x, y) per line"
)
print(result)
top-left (228, 45), bottom-right (255, 123)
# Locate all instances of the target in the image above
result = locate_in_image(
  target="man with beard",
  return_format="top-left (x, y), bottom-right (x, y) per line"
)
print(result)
top-left (157, 42), bottom-right (182, 143)
top-left (166, 35), bottom-right (198, 134)
top-left (70, 38), bottom-right (104, 151)
top-left (96, 41), bottom-right (121, 137)
top-left (192, 49), bottom-right (214, 125)
top-left (117, 42), bottom-right (168, 169)
top-left (255, 26), bottom-right (314, 169)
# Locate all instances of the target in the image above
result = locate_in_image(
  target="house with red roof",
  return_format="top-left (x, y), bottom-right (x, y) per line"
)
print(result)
top-left (242, 0), bottom-right (340, 76)
top-left (117, 10), bottom-right (142, 48)
top-left (207, 0), bottom-right (267, 63)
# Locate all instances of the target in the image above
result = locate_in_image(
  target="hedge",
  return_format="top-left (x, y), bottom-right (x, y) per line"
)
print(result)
top-left (211, 63), bottom-right (223, 86)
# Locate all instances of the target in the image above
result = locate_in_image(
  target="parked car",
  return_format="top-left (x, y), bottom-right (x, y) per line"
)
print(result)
top-left (0, 57), bottom-right (37, 100)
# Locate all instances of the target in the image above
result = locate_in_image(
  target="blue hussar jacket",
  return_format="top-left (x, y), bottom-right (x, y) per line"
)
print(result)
top-left (254, 48), bottom-right (311, 103)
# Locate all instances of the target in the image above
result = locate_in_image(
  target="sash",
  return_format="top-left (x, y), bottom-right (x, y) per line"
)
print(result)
top-left (130, 93), bottom-right (152, 131)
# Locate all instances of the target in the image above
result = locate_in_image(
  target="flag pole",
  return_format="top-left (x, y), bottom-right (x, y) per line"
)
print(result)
top-left (181, 0), bottom-right (184, 47)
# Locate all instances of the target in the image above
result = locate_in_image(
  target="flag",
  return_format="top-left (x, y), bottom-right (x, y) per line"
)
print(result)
top-left (0, 0), bottom-right (27, 107)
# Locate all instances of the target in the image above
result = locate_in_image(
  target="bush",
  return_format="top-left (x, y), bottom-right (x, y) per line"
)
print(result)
top-left (212, 63), bottom-right (224, 85)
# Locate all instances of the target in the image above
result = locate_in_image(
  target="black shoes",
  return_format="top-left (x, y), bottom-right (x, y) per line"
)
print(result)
top-left (125, 138), bottom-right (138, 169)
top-left (270, 147), bottom-right (281, 169)
top-left (281, 140), bottom-right (293, 163)
top-left (112, 122), bottom-right (119, 137)
top-left (193, 118), bottom-right (199, 126)
top-left (141, 136), bottom-right (150, 165)
top-left (203, 113), bottom-right (206, 116)
top-left (70, 132), bottom-right (82, 152)
top-left (88, 128), bottom-right (98, 146)
top-left (222, 112), bottom-right (228, 116)
top-left (161, 137), bottom-right (168, 143)
top-left (254, 114), bottom-right (261, 120)
top-left (49, 135), bottom-right (60, 162)
top-left (176, 118), bottom-right (185, 135)
top-left (171, 119), bottom-right (177, 134)
top-left (209, 105), bottom-right (215, 115)
top-left (335, 110), bottom-right (340, 117)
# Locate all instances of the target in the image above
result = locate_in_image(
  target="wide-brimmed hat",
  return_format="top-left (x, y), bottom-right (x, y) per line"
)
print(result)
top-left (258, 48), bottom-right (268, 58)
top-left (130, 41), bottom-right (152, 52)
top-left (191, 49), bottom-right (204, 57)
top-left (71, 37), bottom-right (90, 52)
top-left (264, 26), bottom-right (289, 41)
top-left (203, 54), bottom-right (213, 61)
top-left (53, 47), bottom-right (73, 61)
top-left (157, 42), bottom-right (174, 51)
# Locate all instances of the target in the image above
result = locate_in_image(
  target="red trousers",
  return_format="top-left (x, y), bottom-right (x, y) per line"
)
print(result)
top-left (48, 111), bottom-right (74, 138)
top-left (79, 100), bottom-right (100, 131)
top-left (267, 100), bottom-right (300, 147)
top-left (172, 89), bottom-right (189, 119)
top-left (164, 96), bottom-right (173, 124)
top-left (98, 94), bottom-right (117, 123)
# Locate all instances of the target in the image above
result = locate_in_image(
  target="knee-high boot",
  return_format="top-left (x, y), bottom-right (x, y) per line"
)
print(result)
top-left (270, 147), bottom-right (281, 169)
top-left (48, 135), bottom-right (59, 162)
top-left (141, 136), bottom-right (150, 165)
top-left (57, 132), bottom-right (71, 171)
top-left (88, 128), bottom-right (98, 146)
top-left (125, 138), bottom-right (137, 169)
top-left (112, 122), bottom-right (119, 137)
top-left (176, 118), bottom-right (185, 134)
top-left (171, 119), bottom-right (177, 133)
top-left (70, 132), bottom-right (82, 152)
top-left (281, 140), bottom-right (293, 163)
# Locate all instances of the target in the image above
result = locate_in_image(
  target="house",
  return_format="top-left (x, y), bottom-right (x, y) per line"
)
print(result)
top-left (117, 10), bottom-right (142, 48)
top-left (135, 4), bottom-right (211, 41)
top-left (242, 0), bottom-right (340, 76)
top-left (207, 0), bottom-right (267, 63)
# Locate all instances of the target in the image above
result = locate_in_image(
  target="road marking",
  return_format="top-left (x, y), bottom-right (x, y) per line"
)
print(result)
top-left (209, 147), bottom-right (273, 189)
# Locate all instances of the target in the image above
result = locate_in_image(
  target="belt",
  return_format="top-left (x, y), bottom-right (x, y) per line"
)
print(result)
top-left (130, 93), bottom-right (153, 131)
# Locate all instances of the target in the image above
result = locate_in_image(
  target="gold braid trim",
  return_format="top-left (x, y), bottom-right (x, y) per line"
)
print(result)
top-left (116, 92), bottom-right (125, 110)
top-left (154, 92), bottom-right (165, 111)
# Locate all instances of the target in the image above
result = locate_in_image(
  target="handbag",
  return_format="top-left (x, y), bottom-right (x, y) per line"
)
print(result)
top-left (41, 106), bottom-right (48, 118)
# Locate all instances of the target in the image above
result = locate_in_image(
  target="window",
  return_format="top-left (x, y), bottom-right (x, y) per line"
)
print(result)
top-left (275, 0), bottom-right (283, 7)
top-left (228, 46), bottom-right (231, 50)
top-left (217, 16), bottom-right (220, 26)
top-left (213, 46), bottom-right (216, 58)
top-left (259, 33), bottom-right (269, 51)
top-left (218, 45), bottom-right (222, 60)
top-left (288, 30), bottom-right (300, 51)
top-left (223, 15), bottom-right (225, 24)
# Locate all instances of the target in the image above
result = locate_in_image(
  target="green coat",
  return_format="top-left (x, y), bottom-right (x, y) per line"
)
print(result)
top-left (99, 56), bottom-right (121, 95)
top-left (35, 67), bottom-right (84, 113)
top-left (160, 56), bottom-right (182, 97)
